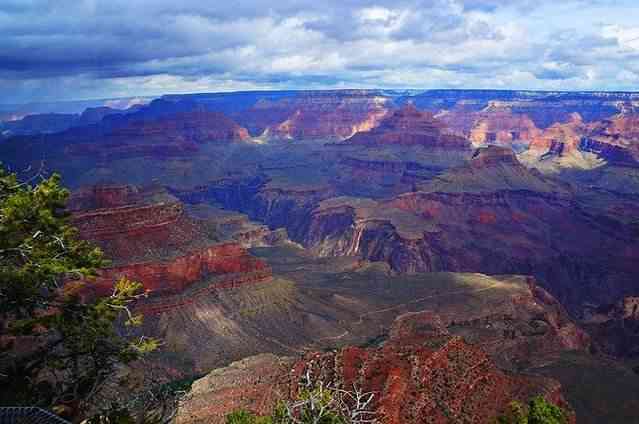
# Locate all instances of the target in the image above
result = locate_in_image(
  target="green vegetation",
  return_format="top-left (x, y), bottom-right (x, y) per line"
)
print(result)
top-left (497, 397), bottom-right (568, 424)
top-left (226, 397), bottom-right (345, 424)
top-left (225, 380), bottom-right (376, 424)
top-left (0, 165), bottom-right (157, 419)
top-left (530, 351), bottom-right (639, 424)
top-left (226, 407), bottom-right (286, 424)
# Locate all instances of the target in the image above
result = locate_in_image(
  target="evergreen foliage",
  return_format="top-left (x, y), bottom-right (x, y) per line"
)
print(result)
top-left (497, 396), bottom-right (568, 424)
top-left (0, 165), bottom-right (156, 418)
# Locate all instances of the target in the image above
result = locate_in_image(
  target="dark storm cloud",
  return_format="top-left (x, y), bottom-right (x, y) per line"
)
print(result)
top-left (1, 0), bottom-right (638, 102)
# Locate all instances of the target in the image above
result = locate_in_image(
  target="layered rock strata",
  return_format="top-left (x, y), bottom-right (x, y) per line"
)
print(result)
top-left (177, 310), bottom-right (576, 424)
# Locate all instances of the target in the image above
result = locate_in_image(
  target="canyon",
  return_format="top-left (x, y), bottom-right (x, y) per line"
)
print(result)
top-left (2, 89), bottom-right (639, 422)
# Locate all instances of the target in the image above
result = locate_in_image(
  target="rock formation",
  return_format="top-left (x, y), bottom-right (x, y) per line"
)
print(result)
top-left (276, 149), bottom-right (639, 315)
top-left (177, 310), bottom-right (576, 424)
top-left (345, 103), bottom-right (469, 149)
top-left (69, 184), bottom-right (271, 298)
top-left (439, 105), bottom-right (542, 150)
top-left (521, 112), bottom-right (639, 171)
top-left (239, 90), bottom-right (390, 139)
top-left (583, 296), bottom-right (639, 357)
top-left (108, 110), bottom-right (250, 144)
top-left (66, 110), bottom-right (250, 160)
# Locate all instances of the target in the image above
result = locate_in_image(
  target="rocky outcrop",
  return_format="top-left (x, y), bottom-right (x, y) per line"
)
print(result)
top-left (527, 113), bottom-right (585, 156)
top-left (176, 354), bottom-right (295, 423)
top-left (70, 184), bottom-right (272, 298)
top-left (583, 296), bottom-right (639, 357)
top-left (521, 112), bottom-right (639, 171)
top-left (91, 243), bottom-right (271, 297)
top-left (240, 90), bottom-right (390, 139)
top-left (464, 108), bottom-right (541, 149)
top-left (176, 178), bottom-right (337, 243)
top-left (345, 104), bottom-right (469, 149)
top-left (577, 137), bottom-right (638, 166)
top-left (289, 151), bottom-right (639, 315)
top-left (177, 310), bottom-right (576, 424)
top-left (186, 204), bottom-right (285, 248)
top-left (66, 110), bottom-right (249, 159)
top-left (108, 110), bottom-right (249, 143)
top-left (293, 313), bottom-right (574, 424)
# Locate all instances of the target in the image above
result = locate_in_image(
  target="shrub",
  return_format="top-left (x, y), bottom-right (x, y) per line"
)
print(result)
top-left (497, 397), bottom-right (567, 424)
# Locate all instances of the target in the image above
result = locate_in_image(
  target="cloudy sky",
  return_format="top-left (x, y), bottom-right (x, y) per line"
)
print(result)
top-left (1, 0), bottom-right (639, 103)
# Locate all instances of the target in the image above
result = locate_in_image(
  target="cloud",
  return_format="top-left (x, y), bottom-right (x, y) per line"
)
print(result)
top-left (1, 0), bottom-right (638, 102)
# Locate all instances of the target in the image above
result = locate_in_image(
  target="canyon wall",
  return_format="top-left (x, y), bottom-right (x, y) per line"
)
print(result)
top-left (70, 184), bottom-right (273, 299)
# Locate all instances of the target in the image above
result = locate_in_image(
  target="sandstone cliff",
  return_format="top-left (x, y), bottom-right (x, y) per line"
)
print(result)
top-left (239, 90), bottom-right (390, 140)
top-left (345, 103), bottom-right (469, 149)
top-left (70, 184), bottom-right (272, 298)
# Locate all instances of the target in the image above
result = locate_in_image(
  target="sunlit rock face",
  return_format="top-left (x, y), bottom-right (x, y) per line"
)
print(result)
top-left (438, 106), bottom-right (542, 150)
top-left (243, 90), bottom-right (391, 140)
top-left (345, 103), bottom-right (469, 149)
top-left (519, 112), bottom-right (639, 171)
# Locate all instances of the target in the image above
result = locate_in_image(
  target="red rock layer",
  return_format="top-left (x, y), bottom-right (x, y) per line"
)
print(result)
top-left (586, 114), bottom-right (639, 161)
top-left (178, 311), bottom-right (574, 424)
top-left (240, 91), bottom-right (389, 139)
top-left (438, 106), bottom-right (541, 148)
top-left (524, 112), bottom-right (639, 165)
top-left (527, 113), bottom-right (585, 155)
top-left (66, 110), bottom-right (249, 159)
top-left (110, 110), bottom-right (249, 143)
top-left (70, 186), bottom-right (191, 258)
top-left (72, 202), bottom-right (183, 240)
top-left (71, 184), bottom-right (272, 298)
top-left (469, 145), bottom-right (521, 168)
top-left (90, 243), bottom-right (271, 297)
top-left (295, 340), bottom-right (567, 424)
top-left (346, 104), bottom-right (469, 148)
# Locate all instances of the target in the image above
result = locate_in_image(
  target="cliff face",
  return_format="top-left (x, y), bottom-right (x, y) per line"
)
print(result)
top-left (108, 110), bottom-right (250, 143)
top-left (177, 309), bottom-right (576, 424)
top-left (345, 104), bottom-right (469, 149)
top-left (583, 296), bottom-right (639, 357)
top-left (91, 243), bottom-right (270, 297)
top-left (66, 110), bottom-right (250, 160)
top-left (238, 90), bottom-right (390, 139)
top-left (520, 112), bottom-right (639, 172)
top-left (70, 184), bottom-right (272, 298)
top-left (277, 150), bottom-right (639, 315)
top-left (527, 113), bottom-right (585, 155)
top-left (439, 107), bottom-right (542, 149)
top-left (176, 178), bottom-right (337, 243)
